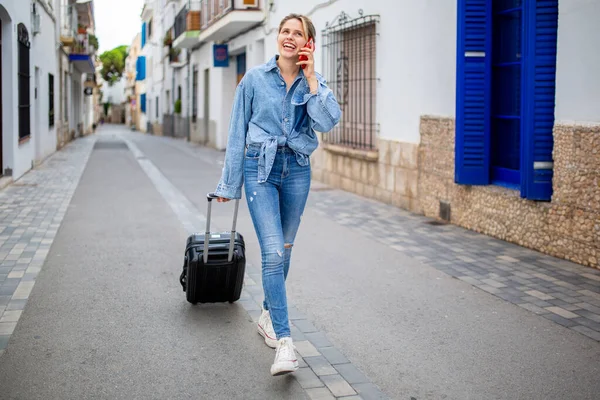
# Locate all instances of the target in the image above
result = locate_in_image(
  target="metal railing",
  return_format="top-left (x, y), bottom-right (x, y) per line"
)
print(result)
top-left (174, 6), bottom-right (189, 38)
top-left (60, 5), bottom-right (78, 38)
top-left (322, 10), bottom-right (380, 151)
top-left (201, 0), bottom-right (233, 30)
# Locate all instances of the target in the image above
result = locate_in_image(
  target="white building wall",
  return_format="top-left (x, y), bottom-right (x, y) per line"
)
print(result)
top-left (103, 77), bottom-right (127, 104)
top-left (0, 0), bottom-right (60, 179)
top-left (555, 0), bottom-right (600, 123)
top-left (31, 2), bottom-right (59, 163)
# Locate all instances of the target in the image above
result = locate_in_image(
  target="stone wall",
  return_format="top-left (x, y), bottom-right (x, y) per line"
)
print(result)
top-left (311, 136), bottom-right (421, 214)
top-left (418, 116), bottom-right (599, 269)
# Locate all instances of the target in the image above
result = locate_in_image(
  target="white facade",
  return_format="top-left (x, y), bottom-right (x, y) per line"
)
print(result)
top-left (103, 77), bottom-right (126, 105)
top-left (0, 0), bottom-right (59, 180)
top-left (554, 0), bottom-right (600, 123)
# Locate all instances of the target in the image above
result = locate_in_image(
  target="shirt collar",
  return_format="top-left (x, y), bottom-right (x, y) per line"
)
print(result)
top-left (264, 55), bottom-right (279, 72)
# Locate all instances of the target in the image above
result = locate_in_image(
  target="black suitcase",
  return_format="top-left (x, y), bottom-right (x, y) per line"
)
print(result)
top-left (179, 193), bottom-right (246, 304)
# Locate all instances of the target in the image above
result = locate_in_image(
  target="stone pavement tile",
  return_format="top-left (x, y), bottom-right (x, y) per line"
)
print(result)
top-left (288, 305), bottom-right (306, 320)
top-left (525, 290), bottom-right (554, 301)
top-left (0, 334), bottom-right (10, 350)
top-left (334, 363), bottom-right (369, 385)
top-left (295, 340), bottom-right (321, 357)
top-left (0, 310), bottom-right (22, 323)
top-left (542, 313), bottom-right (579, 328)
top-left (477, 285), bottom-right (503, 295)
top-left (293, 319), bottom-right (318, 333)
top-left (305, 331), bottom-right (333, 349)
top-left (573, 309), bottom-right (600, 323)
top-left (575, 302), bottom-right (600, 315)
top-left (321, 375), bottom-right (357, 397)
top-left (517, 303), bottom-right (549, 315)
top-left (304, 356), bottom-right (338, 376)
top-left (352, 383), bottom-right (388, 400)
top-left (291, 326), bottom-right (307, 342)
top-left (573, 317), bottom-right (600, 331)
top-left (544, 307), bottom-right (580, 319)
top-left (247, 309), bottom-right (261, 323)
top-left (0, 322), bottom-right (17, 335)
top-left (572, 326), bottom-right (600, 342)
top-left (578, 290), bottom-right (600, 301)
top-left (295, 367), bottom-right (325, 389)
top-left (532, 300), bottom-right (553, 308)
top-left (320, 347), bottom-right (350, 365)
top-left (305, 387), bottom-right (335, 400)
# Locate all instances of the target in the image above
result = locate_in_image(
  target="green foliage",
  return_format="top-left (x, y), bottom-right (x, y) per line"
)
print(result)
top-left (88, 34), bottom-right (99, 50)
top-left (99, 45), bottom-right (128, 86)
top-left (174, 99), bottom-right (182, 114)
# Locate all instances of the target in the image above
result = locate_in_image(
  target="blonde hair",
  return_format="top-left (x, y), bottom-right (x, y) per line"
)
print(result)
top-left (278, 13), bottom-right (316, 42)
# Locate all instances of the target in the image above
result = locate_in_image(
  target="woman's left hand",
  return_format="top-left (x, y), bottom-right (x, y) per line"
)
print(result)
top-left (297, 45), bottom-right (315, 79)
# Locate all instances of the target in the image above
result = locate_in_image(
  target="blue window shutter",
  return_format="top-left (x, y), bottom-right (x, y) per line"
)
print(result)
top-left (521, 0), bottom-right (558, 201)
top-left (135, 58), bottom-right (140, 81)
top-left (141, 93), bottom-right (146, 113)
top-left (141, 23), bottom-right (146, 48)
top-left (455, 0), bottom-right (491, 185)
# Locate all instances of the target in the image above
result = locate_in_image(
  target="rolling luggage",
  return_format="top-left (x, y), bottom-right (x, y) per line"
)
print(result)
top-left (179, 193), bottom-right (246, 304)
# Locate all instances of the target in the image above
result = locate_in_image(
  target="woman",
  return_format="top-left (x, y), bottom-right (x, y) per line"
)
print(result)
top-left (214, 13), bottom-right (341, 376)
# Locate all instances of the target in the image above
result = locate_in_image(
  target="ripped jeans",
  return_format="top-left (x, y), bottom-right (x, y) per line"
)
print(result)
top-left (244, 145), bottom-right (311, 339)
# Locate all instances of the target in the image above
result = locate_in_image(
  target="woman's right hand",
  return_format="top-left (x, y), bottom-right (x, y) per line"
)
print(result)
top-left (217, 197), bottom-right (231, 203)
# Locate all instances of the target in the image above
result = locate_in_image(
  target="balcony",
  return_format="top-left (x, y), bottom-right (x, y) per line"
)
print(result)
top-left (141, 0), bottom-right (153, 21)
top-left (69, 32), bottom-right (96, 73)
top-left (60, 0), bottom-right (94, 45)
top-left (172, 1), bottom-right (201, 49)
top-left (198, 0), bottom-right (263, 44)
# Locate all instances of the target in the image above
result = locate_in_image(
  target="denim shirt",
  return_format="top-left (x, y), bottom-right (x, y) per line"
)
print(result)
top-left (214, 55), bottom-right (342, 199)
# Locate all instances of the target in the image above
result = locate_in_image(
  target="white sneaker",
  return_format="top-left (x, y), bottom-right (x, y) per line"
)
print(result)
top-left (270, 337), bottom-right (299, 376)
top-left (257, 308), bottom-right (277, 349)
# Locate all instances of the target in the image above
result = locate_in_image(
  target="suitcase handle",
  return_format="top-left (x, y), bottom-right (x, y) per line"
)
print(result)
top-left (205, 193), bottom-right (239, 264)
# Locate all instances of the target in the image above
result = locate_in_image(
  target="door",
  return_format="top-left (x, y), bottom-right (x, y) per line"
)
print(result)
top-left (236, 53), bottom-right (246, 84)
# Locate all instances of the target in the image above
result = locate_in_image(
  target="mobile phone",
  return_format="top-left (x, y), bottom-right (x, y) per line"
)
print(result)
top-left (300, 38), bottom-right (314, 69)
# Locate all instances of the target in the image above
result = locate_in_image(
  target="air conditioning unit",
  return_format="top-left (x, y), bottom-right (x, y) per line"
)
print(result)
top-left (31, 3), bottom-right (41, 35)
top-left (237, 0), bottom-right (259, 9)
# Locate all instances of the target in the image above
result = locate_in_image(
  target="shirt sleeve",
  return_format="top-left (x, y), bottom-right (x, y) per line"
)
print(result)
top-left (303, 77), bottom-right (341, 133)
top-left (214, 81), bottom-right (252, 199)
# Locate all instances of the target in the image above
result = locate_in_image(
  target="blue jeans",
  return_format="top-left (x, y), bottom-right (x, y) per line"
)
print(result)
top-left (244, 145), bottom-right (311, 339)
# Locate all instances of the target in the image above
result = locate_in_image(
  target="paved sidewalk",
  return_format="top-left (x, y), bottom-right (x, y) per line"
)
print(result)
top-left (0, 137), bottom-right (96, 356)
top-left (308, 189), bottom-right (600, 342)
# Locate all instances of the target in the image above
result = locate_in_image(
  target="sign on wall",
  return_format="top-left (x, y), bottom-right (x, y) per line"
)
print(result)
top-left (213, 44), bottom-right (229, 68)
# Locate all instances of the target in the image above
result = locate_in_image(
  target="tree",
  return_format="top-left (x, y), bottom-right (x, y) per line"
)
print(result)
top-left (99, 45), bottom-right (128, 86)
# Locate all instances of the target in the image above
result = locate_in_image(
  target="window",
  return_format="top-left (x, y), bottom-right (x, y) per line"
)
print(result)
top-left (49, 74), bottom-right (54, 127)
top-left (192, 67), bottom-right (198, 122)
top-left (177, 85), bottom-right (182, 101)
top-left (148, 19), bottom-right (152, 39)
top-left (17, 24), bottom-right (31, 141)
top-left (140, 93), bottom-right (146, 113)
top-left (321, 12), bottom-right (379, 150)
top-left (156, 96), bottom-right (159, 118)
top-left (455, 0), bottom-right (558, 201)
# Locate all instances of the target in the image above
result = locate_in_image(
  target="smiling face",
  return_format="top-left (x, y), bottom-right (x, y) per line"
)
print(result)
top-left (277, 18), bottom-right (309, 61)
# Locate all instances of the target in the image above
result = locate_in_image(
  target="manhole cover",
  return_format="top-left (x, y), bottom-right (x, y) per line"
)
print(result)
top-left (94, 141), bottom-right (128, 150)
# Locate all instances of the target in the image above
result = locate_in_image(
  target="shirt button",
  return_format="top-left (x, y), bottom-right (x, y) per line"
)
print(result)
top-left (284, 118), bottom-right (288, 122)
top-left (281, 82), bottom-right (285, 85)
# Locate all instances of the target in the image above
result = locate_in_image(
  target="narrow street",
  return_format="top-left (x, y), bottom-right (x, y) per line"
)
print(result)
top-left (0, 125), bottom-right (599, 400)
